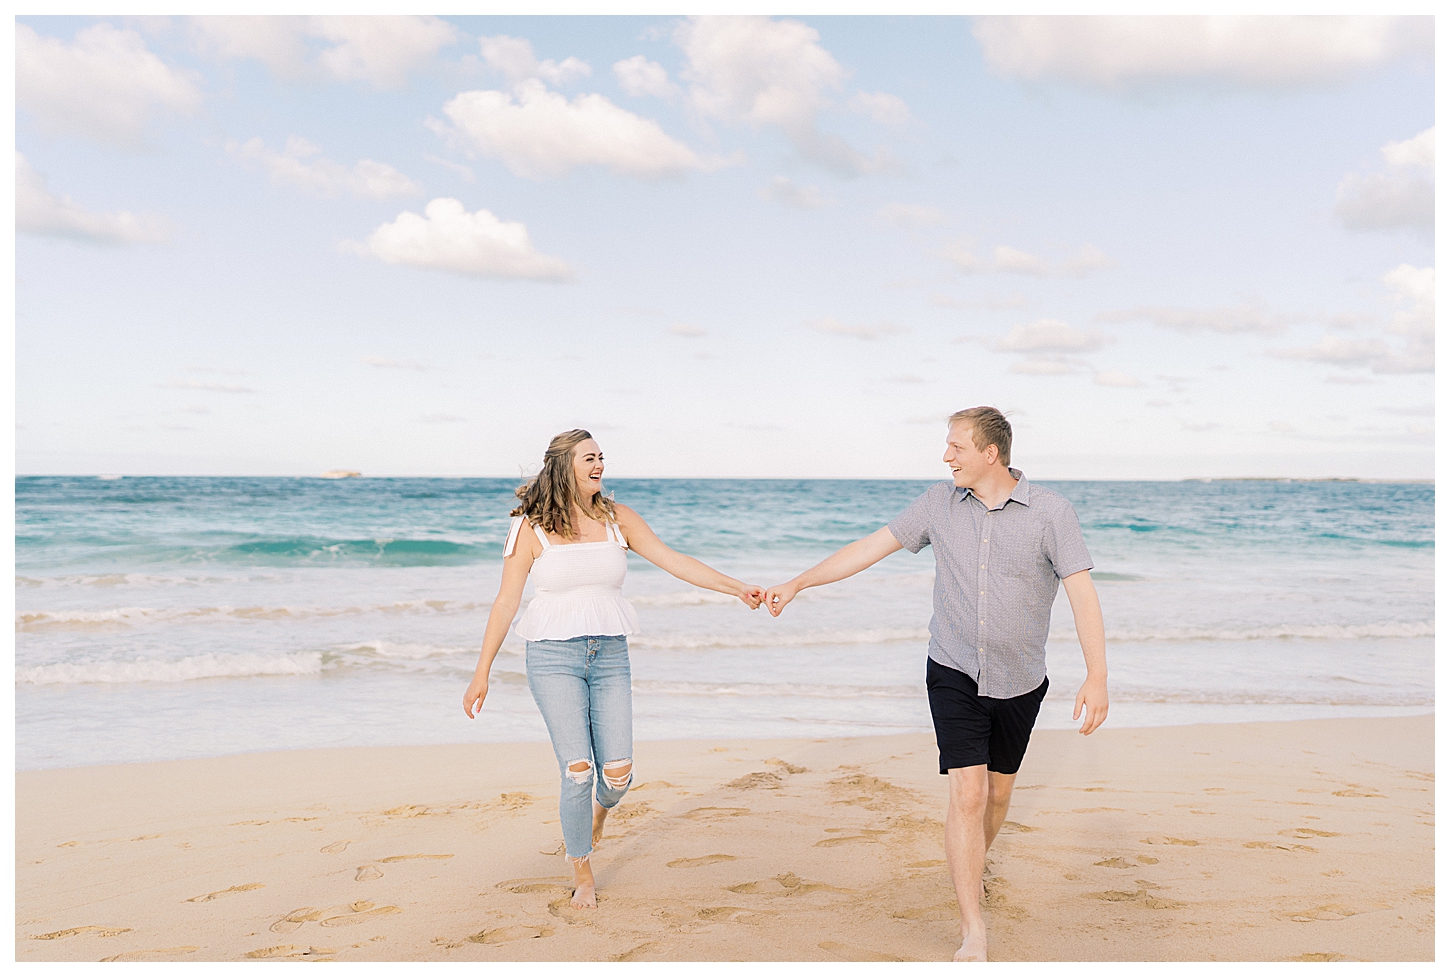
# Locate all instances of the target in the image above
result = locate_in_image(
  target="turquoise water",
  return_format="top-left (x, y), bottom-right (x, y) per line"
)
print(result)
top-left (14, 477), bottom-right (1435, 769)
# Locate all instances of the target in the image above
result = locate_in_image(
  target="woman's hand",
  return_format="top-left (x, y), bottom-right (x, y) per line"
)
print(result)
top-left (738, 584), bottom-right (765, 610)
top-left (463, 674), bottom-right (489, 719)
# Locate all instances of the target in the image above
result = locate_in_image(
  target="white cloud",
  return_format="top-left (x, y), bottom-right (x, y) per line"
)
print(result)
top-left (342, 198), bottom-right (574, 282)
top-left (480, 35), bottom-right (591, 86)
top-left (227, 137), bottom-right (421, 199)
top-left (668, 323), bottom-right (707, 337)
top-left (759, 176), bottom-right (831, 209)
top-left (806, 318), bottom-right (907, 340)
top-left (613, 56), bottom-right (679, 100)
top-left (438, 80), bottom-right (720, 181)
top-left (994, 319), bottom-right (1109, 354)
top-left (848, 91), bottom-right (912, 125)
top-left (878, 203), bottom-right (947, 228)
top-left (1097, 302), bottom-right (1290, 334)
top-left (1335, 127), bottom-right (1434, 233)
top-left (994, 243), bottom-right (1115, 277)
top-left (1011, 358), bottom-right (1081, 375)
top-left (973, 16), bottom-right (1432, 90)
top-left (941, 242), bottom-right (981, 273)
top-left (17, 23), bottom-right (202, 146)
top-left (310, 16), bottom-right (459, 89)
top-left (364, 356), bottom-right (429, 371)
top-left (1269, 265), bottom-right (1433, 374)
top-left (675, 16), bottom-right (894, 176)
top-left (187, 16), bottom-right (312, 80)
top-left (188, 15), bottom-right (458, 89)
top-left (16, 153), bottom-right (169, 245)
top-left (1095, 370), bottom-right (1143, 387)
top-left (1381, 127), bottom-right (1434, 169)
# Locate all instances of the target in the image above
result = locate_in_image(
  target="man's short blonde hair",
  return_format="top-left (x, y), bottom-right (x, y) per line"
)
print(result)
top-left (948, 406), bottom-right (1012, 467)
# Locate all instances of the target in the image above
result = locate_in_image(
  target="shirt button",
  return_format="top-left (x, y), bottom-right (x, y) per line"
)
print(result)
top-left (979, 590), bottom-right (984, 595)
top-left (980, 564), bottom-right (985, 568)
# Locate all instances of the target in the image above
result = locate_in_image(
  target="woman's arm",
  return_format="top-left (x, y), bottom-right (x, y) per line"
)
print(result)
top-left (463, 526), bottom-right (537, 718)
top-left (614, 504), bottom-right (763, 609)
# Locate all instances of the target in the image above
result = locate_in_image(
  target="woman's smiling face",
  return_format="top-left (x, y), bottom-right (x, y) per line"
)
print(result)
top-left (572, 438), bottom-right (603, 500)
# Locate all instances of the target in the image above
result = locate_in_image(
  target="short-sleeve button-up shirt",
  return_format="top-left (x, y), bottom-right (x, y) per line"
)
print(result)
top-left (887, 469), bottom-right (1093, 698)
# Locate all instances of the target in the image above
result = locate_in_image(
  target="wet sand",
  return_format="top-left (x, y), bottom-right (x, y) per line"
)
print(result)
top-left (15, 714), bottom-right (1433, 962)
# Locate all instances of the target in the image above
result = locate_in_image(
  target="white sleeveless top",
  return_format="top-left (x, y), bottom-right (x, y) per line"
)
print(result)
top-left (505, 515), bottom-right (640, 641)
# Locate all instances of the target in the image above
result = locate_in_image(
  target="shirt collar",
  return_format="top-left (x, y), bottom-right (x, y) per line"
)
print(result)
top-left (956, 468), bottom-right (1030, 509)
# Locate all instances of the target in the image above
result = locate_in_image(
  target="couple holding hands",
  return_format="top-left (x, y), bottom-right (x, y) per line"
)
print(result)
top-left (462, 407), bottom-right (1109, 962)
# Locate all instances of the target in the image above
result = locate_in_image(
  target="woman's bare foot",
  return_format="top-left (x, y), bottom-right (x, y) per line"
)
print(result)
top-left (592, 799), bottom-right (609, 847)
top-left (953, 923), bottom-right (987, 962)
top-left (569, 855), bottom-right (597, 910)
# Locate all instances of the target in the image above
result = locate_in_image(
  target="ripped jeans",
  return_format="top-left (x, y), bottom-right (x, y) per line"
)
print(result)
top-left (526, 635), bottom-right (634, 859)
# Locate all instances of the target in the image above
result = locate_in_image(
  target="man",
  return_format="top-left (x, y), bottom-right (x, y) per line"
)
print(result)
top-left (764, 406), bottom-right (1108, 962)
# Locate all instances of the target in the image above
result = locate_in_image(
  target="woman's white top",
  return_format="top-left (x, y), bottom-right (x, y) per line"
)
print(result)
top-left (505, 515), bottom-right (640, 641)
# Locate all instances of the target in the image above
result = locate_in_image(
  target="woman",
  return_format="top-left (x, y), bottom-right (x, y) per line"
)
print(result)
top-left (463, 429), bottom-right (763, 909)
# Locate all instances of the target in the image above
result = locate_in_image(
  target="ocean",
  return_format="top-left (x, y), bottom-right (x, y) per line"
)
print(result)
top-left (13, 476), bottom-right (1434, 770)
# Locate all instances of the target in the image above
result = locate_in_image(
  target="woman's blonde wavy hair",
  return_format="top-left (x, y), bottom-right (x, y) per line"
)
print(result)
top-left (511, 429), bottom-right (617, 538)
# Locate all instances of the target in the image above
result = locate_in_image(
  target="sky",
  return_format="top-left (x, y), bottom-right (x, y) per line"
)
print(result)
top-left (13, 14), bottom-right (1437, 479)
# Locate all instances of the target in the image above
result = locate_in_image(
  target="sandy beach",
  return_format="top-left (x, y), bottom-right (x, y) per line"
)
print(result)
top-left (15, 714), bottom-right (1433, 962)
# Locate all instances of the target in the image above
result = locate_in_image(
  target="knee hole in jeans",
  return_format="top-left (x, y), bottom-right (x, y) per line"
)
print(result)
top-left (601, 759), bottom-right (633, 791)
top-left (565, 759), bottom-right (592, 785)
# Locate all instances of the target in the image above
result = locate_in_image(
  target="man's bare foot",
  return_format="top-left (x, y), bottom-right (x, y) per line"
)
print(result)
top-left (569, 856), bottom-right (597, 910)
top-left (592, 800), bottom-right (609, 848)
top-left (953, 925), bottom-right (987, 962)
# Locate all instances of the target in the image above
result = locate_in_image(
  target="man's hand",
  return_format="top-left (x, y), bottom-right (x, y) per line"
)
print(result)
top-left (763, 581), bottom-right (800, 617)
top-left (1073, 675), bottom-right (1108, 734)
top-left (463, 676), bottom-right (489, 719)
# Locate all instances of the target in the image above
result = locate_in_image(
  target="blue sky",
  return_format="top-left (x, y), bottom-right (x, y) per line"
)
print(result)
top-left (14, 15), bottom-right (1435, 478)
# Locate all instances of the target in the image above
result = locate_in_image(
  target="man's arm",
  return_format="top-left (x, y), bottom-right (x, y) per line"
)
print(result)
top-left (1061, 569), bottom-right (1108, 734)
top-left (764, 526), bottom-right (903, 616)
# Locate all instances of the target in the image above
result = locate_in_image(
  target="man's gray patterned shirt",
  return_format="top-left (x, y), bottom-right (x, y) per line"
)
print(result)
top-left (888, 469), bottom-right (1094, 698)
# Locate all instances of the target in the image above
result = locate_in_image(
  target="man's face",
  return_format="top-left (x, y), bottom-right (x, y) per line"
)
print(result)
top-left (943, 422), bottom-right (994, 487)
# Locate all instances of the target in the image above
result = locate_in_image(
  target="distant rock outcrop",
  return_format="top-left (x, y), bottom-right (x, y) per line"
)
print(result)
top-left (319, 469), bottom-right (362, 479)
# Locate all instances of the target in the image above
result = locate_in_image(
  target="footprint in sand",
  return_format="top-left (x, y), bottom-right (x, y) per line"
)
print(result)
top-left (320, 905), bottom-right (401, 927)
top-left (1140, 836), bottom-right (1198, 847)
top-left (100, 946), bottom-right (200, 962)
top-left (320, 841), bottom-right (351, 854)
top-left (827, 773), bottom-right (916, 811)
top-left (356, 865), bottom-right (383, 881)
top-left (1286, 904), bottom-right (1378, 923)
top-left (678, 807), bottom-right (750, 821)
top-left (496, 877), bottom-right (572, 894)
top-left (728, 872), bottom-right (853, 897)
top-left (1095, 857), bottom-right (1134, 868)
top-left (467, 925), bottom-right (553, 945)
top-left (1292, 953), bottom-right (1349, 961)
top-left (1089, 889), bottom-right (1184, 910)
top-left (611, 941), bottom-right (662, 961)
top-left (271, 908), bottom-right (325, 933)
top-left (539, 841), bottom-right (566, 856)
top-left (379, 854), bottom-right (454, 863)
top-left (815, 829), bottom-right (887, 848)
top-left (1244, 841), bottom-right (1317, 853)
top-left (33, 926), bottom-right (132, 940)
top-left (999, 821), bottom-right (1039, 834)
top-left (694, 906), bottom-right (768, 922)
top-left (727, 772), bottom-right (783, 790)
top-left (243, 944), bottom-right (336, 959)
top-left (185, 883), bottom-right (264, 903)
top-left (1280, 828), bottom-right (1340, 839)
top-left (765, 758), bottom-right (808, 774)
top-left (667, 854), bottom-right (737, 868)
top-left (818, 941), bottom-right (907, 962)
top-left (905, 859), bottom-right (945, 868)
top-left (1332, 785), bottom-right (1386, 798)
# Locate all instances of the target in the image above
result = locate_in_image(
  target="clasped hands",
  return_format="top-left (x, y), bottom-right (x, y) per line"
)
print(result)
top-left (736, 581), bottom-right (800, 616)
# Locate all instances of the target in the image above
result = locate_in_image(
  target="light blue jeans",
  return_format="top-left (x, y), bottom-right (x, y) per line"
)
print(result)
top-left (526, 635), bottom-right (634, 859)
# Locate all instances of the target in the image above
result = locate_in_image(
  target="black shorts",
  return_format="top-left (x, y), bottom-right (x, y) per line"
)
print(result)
top-left (925, 657), bottom-right (1048, 775)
